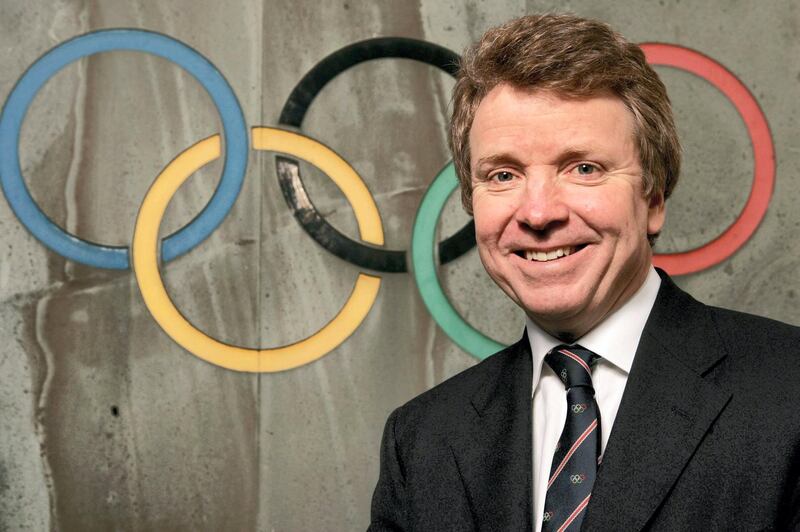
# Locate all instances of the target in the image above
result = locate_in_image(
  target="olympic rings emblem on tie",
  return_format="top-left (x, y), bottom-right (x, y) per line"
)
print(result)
top-left (571, 403), bottom-right (588, 414)
top-left (0, 30), bottom-right (776, 370)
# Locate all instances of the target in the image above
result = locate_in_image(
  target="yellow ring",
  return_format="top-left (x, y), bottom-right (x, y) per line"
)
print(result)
top-left (132, 127), bottom-right (383, 372)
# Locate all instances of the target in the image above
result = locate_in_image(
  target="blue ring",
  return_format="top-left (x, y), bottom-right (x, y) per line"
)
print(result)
top-left (0, 29), bottom-right (247, 269)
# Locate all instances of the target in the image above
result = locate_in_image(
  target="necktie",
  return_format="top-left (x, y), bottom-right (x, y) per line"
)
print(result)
top-left (541, 345), bottom-right (601, 532)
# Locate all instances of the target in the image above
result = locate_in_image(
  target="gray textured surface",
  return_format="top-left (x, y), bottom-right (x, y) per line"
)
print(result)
top-left (0, 0), bottom-right (798, 530)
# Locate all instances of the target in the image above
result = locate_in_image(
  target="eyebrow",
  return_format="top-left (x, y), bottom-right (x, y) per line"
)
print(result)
top-left (474, 153), bottom-right (525, 173)
top-left (555, 148), bottom-right (594, 165)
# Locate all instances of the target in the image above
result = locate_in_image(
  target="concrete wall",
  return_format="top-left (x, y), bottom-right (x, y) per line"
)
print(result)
top-left (0, 0), bottom-right (797, 529)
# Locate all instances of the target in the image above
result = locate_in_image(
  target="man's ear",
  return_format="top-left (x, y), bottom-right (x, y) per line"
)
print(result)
top-left (647, 192), bottom-right (666, 236)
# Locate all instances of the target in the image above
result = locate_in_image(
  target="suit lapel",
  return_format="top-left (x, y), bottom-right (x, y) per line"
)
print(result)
top-left (449, 335), bottom-right (534, 531)
top-left (583, 273), bottom-right (732, 531)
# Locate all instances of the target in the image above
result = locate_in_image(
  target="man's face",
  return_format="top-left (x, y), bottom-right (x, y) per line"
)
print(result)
top-left (469, 84), bottom-right (665, 338)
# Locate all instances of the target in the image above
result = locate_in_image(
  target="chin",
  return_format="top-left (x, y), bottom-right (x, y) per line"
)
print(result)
top-left (523, 301), bottom-right (585, 323)
top-left (511, 286), bottom-right (595, 331)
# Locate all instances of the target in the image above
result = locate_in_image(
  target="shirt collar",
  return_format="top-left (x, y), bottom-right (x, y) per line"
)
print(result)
top-left (527, 267), bottom-right (662, 394)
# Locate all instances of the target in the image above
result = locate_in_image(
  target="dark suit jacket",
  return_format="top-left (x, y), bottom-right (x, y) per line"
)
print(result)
top-left (369, 272), bottom-right (800, 531)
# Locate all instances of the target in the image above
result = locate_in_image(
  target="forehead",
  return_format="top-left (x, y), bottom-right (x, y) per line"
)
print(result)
top-left (469, 85), bottom-right (638, 167)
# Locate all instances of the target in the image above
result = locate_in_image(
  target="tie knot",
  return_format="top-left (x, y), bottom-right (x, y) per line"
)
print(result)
top-left (545, 344), bottom-right (600, 390)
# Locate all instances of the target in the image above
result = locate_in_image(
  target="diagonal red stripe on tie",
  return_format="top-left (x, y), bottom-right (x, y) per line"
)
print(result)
top-left (556, 493), bottom-right (592, 532)
top-left (548, 419), bottom-right (598, 488)
top-left (558, 349), bottom-right (592, 374)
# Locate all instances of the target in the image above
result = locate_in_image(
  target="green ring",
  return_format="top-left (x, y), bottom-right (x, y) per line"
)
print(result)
top-left (411, 162), bottom-right (505, 360)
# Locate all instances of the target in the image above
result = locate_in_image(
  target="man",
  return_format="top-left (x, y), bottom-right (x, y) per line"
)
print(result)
top-left (370, 14), bottom-right (800, 532)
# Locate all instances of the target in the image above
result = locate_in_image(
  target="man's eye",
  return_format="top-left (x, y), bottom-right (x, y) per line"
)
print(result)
top-left (576, 163), bottom-right (597, 176)
top-left (492, 171), bottom-right (514, 182)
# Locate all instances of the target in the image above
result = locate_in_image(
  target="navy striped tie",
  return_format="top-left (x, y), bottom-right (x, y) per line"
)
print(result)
top-left (541, 345), bottom-right (601, 532)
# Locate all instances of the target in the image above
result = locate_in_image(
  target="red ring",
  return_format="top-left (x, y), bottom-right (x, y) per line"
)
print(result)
top-left (643, 43), bottom-right (775, 275)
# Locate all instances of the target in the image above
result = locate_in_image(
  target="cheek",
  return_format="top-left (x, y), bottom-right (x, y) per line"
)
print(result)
top-left (474, 220), bottom-right (500, 253)
top-left (576, 203), bottom-right (620, 237)
top-left (579, 195), bottom-right (639, 236)
top-left (472, 199), bottom-right (511, 242)
top-left (625, 198), bottom-right (654, 237)
top-left (611, 202), bottom-right (654, 260)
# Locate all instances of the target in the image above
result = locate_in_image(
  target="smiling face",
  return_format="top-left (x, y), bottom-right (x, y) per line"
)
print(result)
top-left (469, 84), bottom-right (666, 339)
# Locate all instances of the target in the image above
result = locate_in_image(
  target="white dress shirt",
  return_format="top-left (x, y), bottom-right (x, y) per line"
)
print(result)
top-left (529, 267), bottom-right (662, 531)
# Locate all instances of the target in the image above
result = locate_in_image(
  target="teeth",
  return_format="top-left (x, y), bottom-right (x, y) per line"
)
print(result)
top-left (524, 247), bottom-right (575, 262)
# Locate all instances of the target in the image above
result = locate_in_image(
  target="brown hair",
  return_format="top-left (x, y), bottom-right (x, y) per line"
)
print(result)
top-left (450, 14), bottom-right (681, 219)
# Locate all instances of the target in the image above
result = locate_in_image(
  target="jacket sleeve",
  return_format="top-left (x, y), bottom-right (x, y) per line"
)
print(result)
top-left (368, 408), bottom-right (408, 531)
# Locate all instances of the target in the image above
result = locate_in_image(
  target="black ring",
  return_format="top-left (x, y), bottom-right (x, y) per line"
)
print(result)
top-left (276, 37), bottom-right (475, 273)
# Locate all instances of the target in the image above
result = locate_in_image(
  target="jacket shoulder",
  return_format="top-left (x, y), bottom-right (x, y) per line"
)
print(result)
top-left (390, 339), bottom-right (526, 440)
top-left (709, 305), bottom-right (800, 387)
top-left (710, 305), bottom-right (800, 343)
top-left (397, 345), bottom-right (508, 413)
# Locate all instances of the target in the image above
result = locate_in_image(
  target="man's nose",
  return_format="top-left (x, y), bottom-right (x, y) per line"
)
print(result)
top-left (513, 177), bottom-right (569, 231)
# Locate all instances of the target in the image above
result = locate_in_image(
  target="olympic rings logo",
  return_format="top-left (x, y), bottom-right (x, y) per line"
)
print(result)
top-left (571, 403), bottom-right (588, 414)
top-left (0, 30), bottom-right (775, 371)
top-left (543, 511), bottom-right (554, 522)
top-left (569, 474), bottom-right (587, 485)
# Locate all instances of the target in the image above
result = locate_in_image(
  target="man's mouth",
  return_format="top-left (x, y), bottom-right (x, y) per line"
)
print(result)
top-left (513, 245), bottom-right (586, 262)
